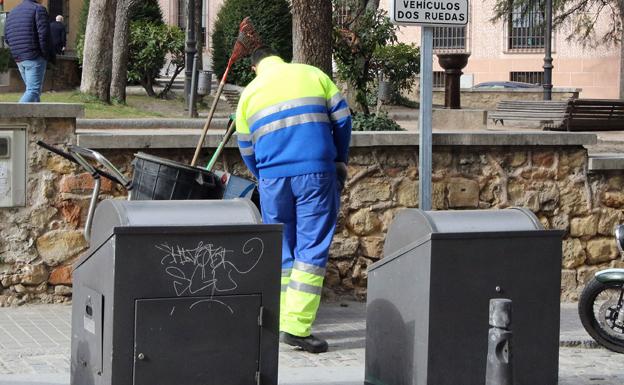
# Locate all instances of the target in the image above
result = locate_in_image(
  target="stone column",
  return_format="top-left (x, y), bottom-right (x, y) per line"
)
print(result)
top-left (437, 53), bottom-right (470, 109)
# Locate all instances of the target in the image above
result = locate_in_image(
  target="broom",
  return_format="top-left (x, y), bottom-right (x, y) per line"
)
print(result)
top-left (190, 17), bottom-right (262, 167)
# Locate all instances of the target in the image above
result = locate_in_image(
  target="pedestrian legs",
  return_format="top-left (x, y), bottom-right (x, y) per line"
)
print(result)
top-left (17, 57), bottom-right (47, 103)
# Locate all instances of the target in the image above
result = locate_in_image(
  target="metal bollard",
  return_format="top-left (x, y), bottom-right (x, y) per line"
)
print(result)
top-left (485, 298), bottom-right (513, 385)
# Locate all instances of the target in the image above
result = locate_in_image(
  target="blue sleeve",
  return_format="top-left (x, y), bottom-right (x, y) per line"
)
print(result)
top-left (328, 94), bottom-right (352, 164)
top-left (35, 6), bottom-right (51, 58)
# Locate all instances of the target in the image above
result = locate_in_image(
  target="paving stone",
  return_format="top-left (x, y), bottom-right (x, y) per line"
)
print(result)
top-left (0, 302), bottom-right (622, 385)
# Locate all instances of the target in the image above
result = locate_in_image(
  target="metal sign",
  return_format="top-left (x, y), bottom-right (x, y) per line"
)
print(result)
top-left (391, 0), bottom-right (469, 26)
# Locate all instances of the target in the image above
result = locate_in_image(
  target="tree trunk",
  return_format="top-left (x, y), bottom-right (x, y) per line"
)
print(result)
top-left (110, 0), bottom-right (137, 103)
top-left (291, 0), bottom-right (333, 76)
top-left (620, 24), bottom-right (624, 99)
top-left (80, 0), bottom-right (117, 103)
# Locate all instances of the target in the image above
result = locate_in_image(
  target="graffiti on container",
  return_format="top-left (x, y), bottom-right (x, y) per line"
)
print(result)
top-left (156, 237), bottom-right (264, 311)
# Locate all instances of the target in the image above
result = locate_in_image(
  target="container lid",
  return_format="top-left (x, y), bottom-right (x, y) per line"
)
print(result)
top-left (383, 208), bottom-right (543, 257)
top-left (89, 199), bottom-right (262, 248)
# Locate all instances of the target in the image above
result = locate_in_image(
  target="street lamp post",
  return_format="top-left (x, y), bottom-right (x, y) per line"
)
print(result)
top-left (543, 0), bottom-right (553, 100)
top-left (184, 0), bottom-right (197, 109)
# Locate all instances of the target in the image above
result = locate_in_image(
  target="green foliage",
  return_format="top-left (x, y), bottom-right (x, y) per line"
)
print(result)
top-left (76, 0), bottom-right (90, 64)
top-left (127, 22), bottom-right (185, 95)
top-left (0, 48), bottom-right (10, 73)
top-left (211, 0), bottom-right (292, 86)
top-left (352, 112), bottom-right (404, 131)
top-left (491, 0), bottom-right (623, 45)
top-left (371, 43), bottom-right (420, 103)
top-left (130, 0), bottom-right (164, 25)
top-left (333, 7), bottom-right (398, 114)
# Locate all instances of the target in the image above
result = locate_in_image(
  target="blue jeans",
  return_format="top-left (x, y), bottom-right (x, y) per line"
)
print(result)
top-left (17, 57), bottom-right (47, 103)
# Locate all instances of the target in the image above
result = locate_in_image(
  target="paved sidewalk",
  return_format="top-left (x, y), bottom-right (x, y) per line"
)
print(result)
top-left (0, 302), bottom-right (622, 385)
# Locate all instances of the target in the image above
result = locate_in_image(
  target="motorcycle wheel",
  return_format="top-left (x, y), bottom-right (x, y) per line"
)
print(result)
top-left (578, 278), bottom-right (624, 354)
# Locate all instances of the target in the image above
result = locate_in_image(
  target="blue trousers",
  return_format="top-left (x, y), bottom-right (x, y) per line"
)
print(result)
top-left (17, 57), bottom-right (47, 103)
top-left (259, 172), bottom-right (339, 336)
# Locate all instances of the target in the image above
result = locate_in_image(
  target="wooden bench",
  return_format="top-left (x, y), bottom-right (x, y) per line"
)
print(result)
top-left (553, 99), bottom-right (624, 131)
top-left (489, 100), bottom-right (570, 128)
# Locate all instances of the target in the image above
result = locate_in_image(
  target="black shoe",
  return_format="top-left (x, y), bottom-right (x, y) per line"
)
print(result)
top-left (279, 331), bottom-right (328, 353)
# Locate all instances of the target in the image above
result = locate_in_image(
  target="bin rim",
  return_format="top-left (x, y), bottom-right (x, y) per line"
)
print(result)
top-left (133, 152), bottom-right (211, 174)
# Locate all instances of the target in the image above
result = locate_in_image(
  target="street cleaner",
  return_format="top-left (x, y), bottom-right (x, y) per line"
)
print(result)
top-left (236, 47), bottom-right (352, 353)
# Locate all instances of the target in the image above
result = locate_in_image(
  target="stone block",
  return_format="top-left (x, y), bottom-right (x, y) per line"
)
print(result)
top-left (54, 285), bottom-right (73, 296)
top-left (598, 209), bottom-right (623, 236)
top-left (586, 238), bottom-right (619, 265)
top-left (577, 265), bottom-right (602, 286)
top-left (352, 257), bottom-right (373, 286)
top-left (396, 179), bottom-right (418, 207)
top-left (347, 209), bottom-right (382, 236)
top-left (569, 216), bottom-right (598, 237)
top-left (36, 230), bottom-right (87, 266)
top-left (58, 201), bottom-right (83, 228)
top-left (46, 155), bottom-right (74, 174)
top-left (562, 238), bottom-right (586, 269)
top-left (561, 269), bottom-right (578, 299)
top-left (448, 178), bottom-right (479, 208)
top-left (432, 182), bottom-right (447, 210)
top-left (602, 191), bottom-right (624, 208)
top-left (59, 172), bottom-right (114, 194)
top-left (49, 265), bottom-right (73, 285)
top-left (19, 264), bottom-right (49, 286)
top-left (360, 236), bottom-right (384, 259)
top-left (329, 237), bottom-right (359, 259)
top-left (349, 179), bottom-right (392, 208)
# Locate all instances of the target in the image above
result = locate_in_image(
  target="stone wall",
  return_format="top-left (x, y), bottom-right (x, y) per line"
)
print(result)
top-left (0, 112), bottom-right (621, 305)
top-left (407, 87), bottom-right (581, 110)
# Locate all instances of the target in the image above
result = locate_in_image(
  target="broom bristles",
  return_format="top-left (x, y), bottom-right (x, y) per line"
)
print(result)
top-left (228, 17), bottom-right (262, 65)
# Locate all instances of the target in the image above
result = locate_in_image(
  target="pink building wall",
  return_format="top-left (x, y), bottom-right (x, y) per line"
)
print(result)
top-left (382, 0), bottom-right (621, 98)
top-left (160, 1), bottom-right (620, 98)
top-left (159, 0), bottom-right (224, 69)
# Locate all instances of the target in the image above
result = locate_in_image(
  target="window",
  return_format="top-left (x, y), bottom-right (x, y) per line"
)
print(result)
top-left (334, 0), bottom-right (358, 28)
top-left (433, 26), bottom-right (468, 53)
top-left (433, 71), bottom-right (446, 88)
top-left (177, 0), bottom-right (187, 30)
top-left (510, 71), bottom-right (544, 85)
top-left (508, 0), bottom-right (545, 51)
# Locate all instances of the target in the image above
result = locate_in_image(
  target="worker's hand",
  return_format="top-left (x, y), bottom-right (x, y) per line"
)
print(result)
top-left (336, 162), bottom-right (347, 192)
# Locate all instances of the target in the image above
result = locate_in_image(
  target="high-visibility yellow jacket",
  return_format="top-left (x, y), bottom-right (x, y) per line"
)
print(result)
top-left (236, 56), bottom-right (352, 179)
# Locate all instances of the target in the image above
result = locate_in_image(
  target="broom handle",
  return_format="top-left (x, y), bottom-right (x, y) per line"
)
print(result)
top-left (206, 119), bottom-right (236, 171)
top-left (190, 64), bottom-right (232, 167)
top-left (190, 80), bottom-right (225, 166)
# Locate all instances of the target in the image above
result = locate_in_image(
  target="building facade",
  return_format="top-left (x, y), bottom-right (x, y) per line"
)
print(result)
top-left (158, 0), bottom-right (223, 69)
top-left (381, 0), bottom-right (621, 98)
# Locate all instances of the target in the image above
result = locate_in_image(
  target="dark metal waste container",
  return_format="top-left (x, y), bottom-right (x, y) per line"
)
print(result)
top-left (71, 199), bottom-right (281, 385)
top-left (365, 208), bottom-right (563, 385)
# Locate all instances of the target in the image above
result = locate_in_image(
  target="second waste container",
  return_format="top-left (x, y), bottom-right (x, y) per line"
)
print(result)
top-left (365, 208), bottom-right (563, 385)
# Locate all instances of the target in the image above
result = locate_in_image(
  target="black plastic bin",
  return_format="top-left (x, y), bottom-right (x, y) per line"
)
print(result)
top-left (131, 153), bottom-right (224, 200)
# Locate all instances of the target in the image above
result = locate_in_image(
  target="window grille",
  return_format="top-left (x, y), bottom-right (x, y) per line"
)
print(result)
top-left (433, 71), bottom-right (446, 88)
top-left (433, 26), bottom-right (468, 53)
top-left (507, 0), bottom-right (545, 52)
top-left (177, 0), bottom-right (187, 30)
top-left (510, 71), bottom-right (544, 85)
top-left (334, 0), bottom-right (358, 28)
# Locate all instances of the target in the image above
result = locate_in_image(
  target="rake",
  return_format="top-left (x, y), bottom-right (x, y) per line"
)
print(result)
top-left (191, 17), bottom-right (262, 167)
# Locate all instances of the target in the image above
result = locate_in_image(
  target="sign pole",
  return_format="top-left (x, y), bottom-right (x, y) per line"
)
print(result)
top-left (419, 26), bottom-right (433, 211)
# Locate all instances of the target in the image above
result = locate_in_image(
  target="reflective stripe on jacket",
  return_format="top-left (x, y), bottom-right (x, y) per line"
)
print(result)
top-left (235, 56), bottom-right (352, 179)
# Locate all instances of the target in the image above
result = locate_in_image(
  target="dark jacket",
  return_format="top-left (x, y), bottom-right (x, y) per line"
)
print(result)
top-left (4, 0), bottom-right (51, 62)
top-left (49, 20), bottom-right (66, 55)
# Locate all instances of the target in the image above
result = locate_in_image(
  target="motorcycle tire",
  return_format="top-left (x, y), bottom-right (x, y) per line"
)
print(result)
top-left (578, 278), bottom-right (624, 354)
